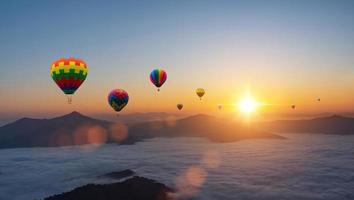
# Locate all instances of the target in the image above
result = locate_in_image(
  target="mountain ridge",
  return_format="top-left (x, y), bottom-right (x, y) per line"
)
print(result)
top-left (258, 115), bottom-right (354, 134)
top-left (0, 111), bottom-right (281, 149)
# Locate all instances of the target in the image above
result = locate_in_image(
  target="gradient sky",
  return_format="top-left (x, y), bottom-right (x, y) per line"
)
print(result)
top-left (1, 0), bottom-right (354, 120)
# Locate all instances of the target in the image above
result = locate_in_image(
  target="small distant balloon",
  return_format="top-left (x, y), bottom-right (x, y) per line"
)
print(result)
top-left (108, 89), bottom-right (129, 113)
top-left (291, 105), bottom-right (296, 109)
top-left (317, 98), bottom-right (321, 102)
top-left (196, 88), bottom-right (205, 100)
top-left (217, 104), bottom-right (223, 110)
top-left (50, 57), bottom-right (88, 104)
top-left (177, 103), bottom-right (183, 110)
top-left (150, 68), bottom-right (167, 91)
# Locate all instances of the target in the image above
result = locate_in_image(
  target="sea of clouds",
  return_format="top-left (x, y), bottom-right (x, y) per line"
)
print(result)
top-left (0, 134), bottom-right (353, 200)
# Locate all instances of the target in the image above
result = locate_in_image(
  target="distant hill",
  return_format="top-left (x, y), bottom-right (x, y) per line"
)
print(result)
top-left (93, 112), bottom-right (185, 124)
top-left (258, 115), bottom-right (354, 134)
top-left (45, 176), bottom-right (173, 200)
top-left (0, 112), bottom-right (282, 149)
top-left (125, 114), bottom-right (282, 144)
top-left (0, 112), bottom-right (111, 148)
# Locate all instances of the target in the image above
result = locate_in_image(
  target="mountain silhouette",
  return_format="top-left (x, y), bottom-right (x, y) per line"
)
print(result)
top-left (259, 115), bottom-right (354, 134)
top-left (0, 112), bottom-right (281, 149)
top-left (45, 176), bottom-right (173, 200)
top-left (0, 112), bottom-right (111, 148)
top-left (123, 114), bottom-right (282, 144)
top-left (93, 112), bottom-right (184, 124)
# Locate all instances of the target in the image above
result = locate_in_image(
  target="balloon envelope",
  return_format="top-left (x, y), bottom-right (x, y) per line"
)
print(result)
top-left (50, 57), bottom-right (88, 95)
top-left (108, 89), bottom-right (129, 112)
top-left (196, 88), bottom-right (205, 99)
top-left (291, 105), bottom-right (296, 109)
top-left (177, 103), bottom-right (183, 110)
top-left (217, 104), bottom-right (223, 110)
top-left (150, 69), bottom-right (167, 90)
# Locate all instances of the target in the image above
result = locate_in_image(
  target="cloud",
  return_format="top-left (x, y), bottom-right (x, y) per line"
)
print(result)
top-left (0, 136), bottom-right (353, 200)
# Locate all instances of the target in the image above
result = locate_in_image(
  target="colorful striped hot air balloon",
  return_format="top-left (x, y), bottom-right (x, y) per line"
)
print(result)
top-left (150, 68), bottom-right (167, 91)
top-left (108, 89), bottom-right (129, 114)
top-left (50, 57), bottom-right (88, 104)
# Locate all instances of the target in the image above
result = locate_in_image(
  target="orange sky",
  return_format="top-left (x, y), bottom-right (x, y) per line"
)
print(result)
top-left (1, 1), bottom-right (354, 120)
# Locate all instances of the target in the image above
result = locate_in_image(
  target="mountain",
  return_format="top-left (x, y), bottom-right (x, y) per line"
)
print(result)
top-left (45, 176), bottom-right (173, 200)
top-left (0, 112), bottom-right (282, 149)
top-left (0, 112), bottom-right (111, 148)
top-left (123, 114), bottom-right (283, 144)
top-left (258, 115), bottom-right (354, 134)
top-left (92, 112), bottom-right (185, 124)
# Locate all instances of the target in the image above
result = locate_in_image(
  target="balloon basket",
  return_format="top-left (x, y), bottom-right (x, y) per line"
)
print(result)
top-left (67, 96), bottom-right (72, 104)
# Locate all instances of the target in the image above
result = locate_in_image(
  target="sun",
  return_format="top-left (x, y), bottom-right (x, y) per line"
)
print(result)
top-left (238, 95), bottom-right (258, 114)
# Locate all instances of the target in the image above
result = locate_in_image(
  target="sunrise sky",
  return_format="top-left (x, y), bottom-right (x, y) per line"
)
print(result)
top-left (1, 0), bottom-right (354, 120)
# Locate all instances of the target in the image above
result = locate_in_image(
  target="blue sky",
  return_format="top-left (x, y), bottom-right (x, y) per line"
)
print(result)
top-left (0, 0), bottom-right (354, 119)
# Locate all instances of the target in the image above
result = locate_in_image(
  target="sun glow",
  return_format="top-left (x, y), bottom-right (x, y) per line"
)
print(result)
top-left (238, 95), bottom-right (258, 114)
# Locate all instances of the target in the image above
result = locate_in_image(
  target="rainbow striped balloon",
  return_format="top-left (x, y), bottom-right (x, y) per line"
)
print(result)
top-left (108, 89), bottom-right (129, 112)
top-left (150, 68), bottom-right (167, 91)
top-left (50, 57), bottom-right (88, 95)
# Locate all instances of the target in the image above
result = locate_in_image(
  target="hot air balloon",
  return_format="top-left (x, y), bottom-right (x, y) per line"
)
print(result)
top-left (196, 88), bottom-right (205, 100)
top-left (291, 105), bottom-right (296, 109)
top-left (217, 104), bottom-right (223, 110)
top-left (177, 103), bottom-right (183, 110)
top-left (317, 98), bottom-right (321, 102)
top-left (50, 57), bottom-right (88, 104)
top-left (108, 89), bottom-right (129, 114)
top-left (150, 69), bottom-right (167, 91)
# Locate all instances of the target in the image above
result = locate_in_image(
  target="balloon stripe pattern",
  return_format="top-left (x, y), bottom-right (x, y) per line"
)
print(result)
top-left (50, 58), bottom-right (88, 95)
top-left (108, 89), bottom-right (129, 112)
top-left (150, 69), bottom-right (167, 88)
